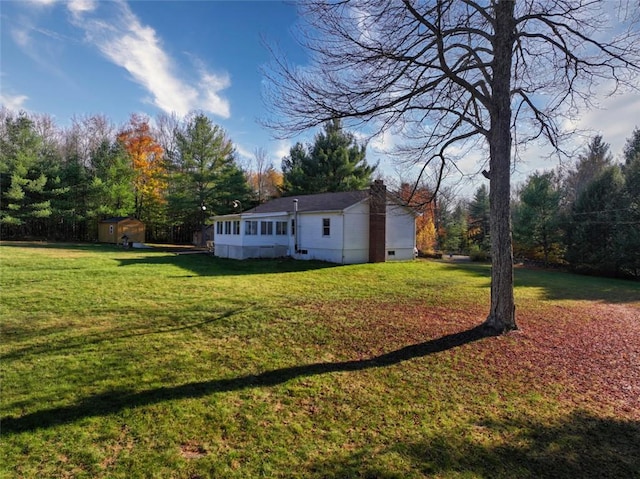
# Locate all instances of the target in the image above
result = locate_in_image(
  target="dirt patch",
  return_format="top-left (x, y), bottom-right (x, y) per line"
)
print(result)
top-left (180, 442), bottom-right (208, 460)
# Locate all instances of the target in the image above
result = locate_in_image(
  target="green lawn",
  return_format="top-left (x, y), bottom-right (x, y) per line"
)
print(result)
top-left (1, 242), bottom-right (639, 479)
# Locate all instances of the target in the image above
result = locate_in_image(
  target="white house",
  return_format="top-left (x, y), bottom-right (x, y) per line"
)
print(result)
top-left (212, 180), bottom-right (417, 264)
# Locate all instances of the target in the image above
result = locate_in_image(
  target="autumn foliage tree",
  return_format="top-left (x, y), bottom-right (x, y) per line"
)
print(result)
top-left (117, 114), bottom-right (167, 222)
top-left (246, 147), bottom-right (283, 203)
top-left (397, 183), bottom-right (437, 254)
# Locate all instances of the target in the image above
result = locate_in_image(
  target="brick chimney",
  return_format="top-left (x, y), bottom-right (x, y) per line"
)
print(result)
top-left (369, 179), bottom-right (386, 263)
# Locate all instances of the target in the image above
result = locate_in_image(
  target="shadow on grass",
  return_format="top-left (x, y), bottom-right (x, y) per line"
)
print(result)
top-left (116, 254), bottom-right (339, 277)
top-left (439, 260), bottom-right (640, 304)
top-left (0, 240), bottom-right (117, 252)
top-left (304, 411), bottom-right (640, 479)
top-left (0, 241), bottom-right (338, 276)
top-left (2, 325), bottom-right (492, 434)
top-left (0, 308), bottom-right (246, 361)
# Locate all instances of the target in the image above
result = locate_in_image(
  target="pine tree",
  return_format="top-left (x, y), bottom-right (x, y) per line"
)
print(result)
top-left (281, 119), bottom-right (375, 195)
top-left (172, 114), bottom-right (251, 222)
top-left (513, 171), bottom-right (563, 264)
top-left (0, 114), bottom-right (56, 237)
top-left (468, 184), bottom-right (490, 252)
top-left (566, 166), bottom-right (628, 277)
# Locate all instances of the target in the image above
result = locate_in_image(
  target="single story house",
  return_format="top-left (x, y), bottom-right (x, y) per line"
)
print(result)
top-left (98, 217), bottom-right (145, 244)
top-left (212, 180), bottom-right (417, 264)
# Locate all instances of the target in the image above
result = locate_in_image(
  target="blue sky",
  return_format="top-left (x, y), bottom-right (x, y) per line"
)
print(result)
top-left (1, 0), bottom-right (306, 162)
top-left (1, 0), bottom-right (639, 194)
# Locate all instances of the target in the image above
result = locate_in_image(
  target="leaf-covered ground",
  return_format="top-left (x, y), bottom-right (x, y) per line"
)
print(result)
top-left (309, 298), bottom-right (640, 421)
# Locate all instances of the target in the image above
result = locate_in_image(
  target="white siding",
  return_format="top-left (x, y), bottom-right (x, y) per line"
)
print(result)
top-left (342, 201), bottom-right (369, 264)
top-left (386, 203), bottom-right (416, 261)
top-left (293, 212), bottom-right (344, 263)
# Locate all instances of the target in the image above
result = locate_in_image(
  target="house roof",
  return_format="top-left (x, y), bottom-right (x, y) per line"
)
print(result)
top-left (244, 190), bottom-right (370, 214)
top-left (99, 216), bottom-right (140, 223)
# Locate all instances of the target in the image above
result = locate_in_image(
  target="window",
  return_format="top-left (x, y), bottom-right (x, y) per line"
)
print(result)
top-left (322, 218), bottom-right (330, 236)
top-left (245, 220), bottom-right (258, 235)
top-left (216, 222), bottom-right (223, 235)
top-left (260, 221), bottom-right (273, 235)
top-left (276, 221), bottom-right (288, 235)
top-left (291, 219), bottom-right (295, 236)
top-left (233, 220), bottom-right (240, 235)
top-left (224, 221), bottom-right (231, 235)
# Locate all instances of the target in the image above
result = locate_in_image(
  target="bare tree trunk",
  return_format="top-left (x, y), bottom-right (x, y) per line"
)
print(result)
top-left (484, 0), bottom-right (517, 334)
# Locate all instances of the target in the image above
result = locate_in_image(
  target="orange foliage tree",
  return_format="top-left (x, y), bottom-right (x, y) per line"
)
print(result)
top-left (246, 147), bottom-right (283, 203)
top-left (397, 183), bottom-right (437, 254)
top-left (117, 114), bottom-right (167, 221)
top-left (246, 167), bottom-right (283, 203)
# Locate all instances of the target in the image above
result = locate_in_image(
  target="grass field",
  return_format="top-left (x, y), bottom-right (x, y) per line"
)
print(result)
top-left (1, 242), bottom-right (639, 479)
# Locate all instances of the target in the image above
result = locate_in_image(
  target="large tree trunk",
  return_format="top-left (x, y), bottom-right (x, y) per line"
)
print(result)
top-left (484, 1), bottom-right (517, 334)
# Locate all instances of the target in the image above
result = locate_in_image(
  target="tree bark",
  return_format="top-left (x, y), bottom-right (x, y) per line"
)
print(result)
top-left (484, 0), bottom-right (517, 334)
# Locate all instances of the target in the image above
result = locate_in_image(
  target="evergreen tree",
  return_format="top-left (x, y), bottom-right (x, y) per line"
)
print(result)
top-left (281, 119), bottom-right (375, 195)
top-left (467, 184), bottom-right (490, 252)
top-left (0, 114), bottom-right (57, 237)
top-left (513, 171), bottom-right (563, 264)
top-left (88, 140), bottom-right (136, 219)
top-left (621, 130), bottom-right (640, 277)
top-left (172, 114), bottom-right (251, 224)
top-left (439, 201), bottom-right (469, 254)
top-left (566, 166), bottom-right (628, 277)
top-left (563, 135), bottom-right (613, 207)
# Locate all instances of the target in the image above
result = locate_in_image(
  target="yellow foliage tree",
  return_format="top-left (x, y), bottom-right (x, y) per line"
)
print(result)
top-left (398, 183), bottom-right (437, 254)
top-left (117, 114), bottom-right (167, 221)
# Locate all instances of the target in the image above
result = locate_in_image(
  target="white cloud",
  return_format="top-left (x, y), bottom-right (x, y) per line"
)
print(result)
top-left (273, 139), bottom-right (292, 161)
top-left (191, 57), bottom-right (231, 119)
top-left (67, 0), bottom-right (97, 16)
top-left (369, 129), bottom-right (398, 154)
top-left (234, 144), bottom-right (254, 161)
top-left (10, 27), bottom-right (31, 47)
top-left (26, 0), bottom-right (57, 7)
top-left (571, 87), bottom-right (640, 158)
top-left (69, 0), bottom-right (230, 119)
top-left (0, 93), bottom-right (29, 110)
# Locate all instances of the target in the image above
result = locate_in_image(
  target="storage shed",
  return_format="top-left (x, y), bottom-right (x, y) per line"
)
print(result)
top-left (98, 217), bottom-right (145, 244)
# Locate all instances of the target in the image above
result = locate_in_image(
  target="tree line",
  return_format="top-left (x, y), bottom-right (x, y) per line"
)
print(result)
top-left (435, 130), bottom-right (640, 279)
top-left (2, 105), bottom-right (638, 278)
top-left (0, 110), bottom-right (380, 243)
top-left (0, 109), bottom-right (278, 243)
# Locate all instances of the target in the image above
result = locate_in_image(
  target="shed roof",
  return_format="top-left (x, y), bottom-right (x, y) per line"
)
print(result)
top-left (244, 190), bottom-right (369, 214)
top-left (99, 217), bottom-right (141, 223)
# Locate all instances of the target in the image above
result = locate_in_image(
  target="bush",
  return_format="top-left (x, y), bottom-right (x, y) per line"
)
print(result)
top-left (469, 244), bottom-right (490, 262)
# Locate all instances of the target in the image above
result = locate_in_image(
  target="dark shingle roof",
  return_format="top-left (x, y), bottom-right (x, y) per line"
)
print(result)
top-left (244, 190), bottom-right (370, 214)
top-left (99, 216), bottom-right (138, 223)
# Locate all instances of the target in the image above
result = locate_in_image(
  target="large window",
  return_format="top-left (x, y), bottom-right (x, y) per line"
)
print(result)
top-left (260, 221), bottom-right (273, 235)
top-left (224, 221), bottom-right (231, 235)
top-left (322, 218), bottom-right (331, 236)
top-left (276, 221), bottom-right (288, 235)
top-left (233, 220), bottom-right (240, 235)
top-left (216, 221), bottom-right (223, 235)
top-left (245, 220), bottom-right (258, 235)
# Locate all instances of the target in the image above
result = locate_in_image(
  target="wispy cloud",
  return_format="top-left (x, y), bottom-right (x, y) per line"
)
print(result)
top-left (69, 0), bottom-right (230, 118)
top-left (67, 0), bottom-right (98, 15)
top-left (8, 14), bottom-right (70, 80)
top-left (0, 92), bottom-right (29, 110)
